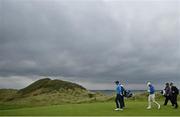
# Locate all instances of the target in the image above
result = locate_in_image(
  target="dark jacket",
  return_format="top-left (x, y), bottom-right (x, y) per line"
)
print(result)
top-left (164, 86), bottom-right (171, 96)
top-left (171, 86), bottom-right (179, 96)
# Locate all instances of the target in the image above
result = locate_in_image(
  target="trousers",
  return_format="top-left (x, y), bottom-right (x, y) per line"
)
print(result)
top-left (115, 94), bottom-right (123, 109)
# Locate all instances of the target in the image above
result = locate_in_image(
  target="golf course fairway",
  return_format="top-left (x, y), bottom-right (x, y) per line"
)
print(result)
top-left (0, 101), bottom-right (179, 116)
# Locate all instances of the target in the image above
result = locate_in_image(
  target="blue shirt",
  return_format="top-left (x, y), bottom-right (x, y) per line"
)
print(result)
top-left (148, 85), bottom-right (155, 94)
top-left (116, 84), bottom-right (122, 95)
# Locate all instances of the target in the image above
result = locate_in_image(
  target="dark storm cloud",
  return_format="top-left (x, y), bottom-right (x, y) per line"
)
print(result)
top-left (0, 0), bottom-right (180, 89)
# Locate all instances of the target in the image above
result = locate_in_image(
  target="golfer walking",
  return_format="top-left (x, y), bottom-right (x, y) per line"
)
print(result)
top-left (164, 83), bottom-right (173, 106)
top-left (170, 82), bottom-right (179, 108)
top-left (146, 82), bottom-right (160, 109)
top-left (114, 81), bottom-right (123, 111)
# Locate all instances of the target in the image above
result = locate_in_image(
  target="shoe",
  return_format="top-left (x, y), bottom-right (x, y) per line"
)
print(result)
top-left (114, 108), bottom-right (120, 111)
top-left (147, 106), bottom-right (151, 109)
top-left (114, 108), bottom-right (123, 111)
top-left (158, 105), bottom-right (161, 109)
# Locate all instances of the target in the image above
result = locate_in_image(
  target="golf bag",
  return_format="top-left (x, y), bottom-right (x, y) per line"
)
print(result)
top-left (160, 90), bottom-right (166, 96)
top-left (175, 87), bottom-right (179, 95)
top-left (121, 86), bottom-right (133, 98)
top-left (124, 90), bottom-right (133, 98)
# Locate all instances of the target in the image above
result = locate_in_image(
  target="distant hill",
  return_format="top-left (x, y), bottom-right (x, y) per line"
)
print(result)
top-left (18, 78), bottom-right (86, 96)
top-left (0, 78), bottom-right (109, 108)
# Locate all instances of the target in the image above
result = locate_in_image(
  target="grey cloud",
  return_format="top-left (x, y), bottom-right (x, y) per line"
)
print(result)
top-left (0, 0), bottom-right (180, 89)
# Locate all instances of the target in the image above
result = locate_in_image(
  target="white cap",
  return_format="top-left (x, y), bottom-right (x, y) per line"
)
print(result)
top-left (147, 82), bottom-right (151, 86)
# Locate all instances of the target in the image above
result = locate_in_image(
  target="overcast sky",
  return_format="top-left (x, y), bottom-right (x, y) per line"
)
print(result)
top-left (0, 0), bottom-right (180, 90)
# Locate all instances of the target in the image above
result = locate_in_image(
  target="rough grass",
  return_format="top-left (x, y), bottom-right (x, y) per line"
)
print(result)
top-left (0, 89), bottom-right (18, 101)
top-left (0, 101), bottom-right (179, 116)
top-left (0, 90), bottom-right (110, 109)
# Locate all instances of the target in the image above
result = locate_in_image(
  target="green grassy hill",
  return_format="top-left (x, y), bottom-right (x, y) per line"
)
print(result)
top-left (0, 78), bottom-right (109, 108)
top-left (18, 78), bottom-right (86, 96)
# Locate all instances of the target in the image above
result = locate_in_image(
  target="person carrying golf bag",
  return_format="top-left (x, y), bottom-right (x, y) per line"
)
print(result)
top-left (170, 82), bottom-right (179, 109)
top-left (114, 81), bottom-right (123, 111)
top-left (146, 82), bottom-right (161, 109)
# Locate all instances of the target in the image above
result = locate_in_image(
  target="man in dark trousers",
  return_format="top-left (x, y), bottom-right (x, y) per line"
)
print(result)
top-left (114, 81), bottom-right (123, 111)
top-left (170, 82), bottom-right (179, 109)
top-left (164, 83), bottom-right (173, 106)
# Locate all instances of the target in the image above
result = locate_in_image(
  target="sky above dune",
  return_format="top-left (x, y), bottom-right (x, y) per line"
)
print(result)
top-left (0, 0), bottom-right (180, 90)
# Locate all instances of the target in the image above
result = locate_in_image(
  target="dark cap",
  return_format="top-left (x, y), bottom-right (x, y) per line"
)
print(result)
top-left (166, 83), bottom-right (169, 85)
top-left (115, 81), bottom-right (119, 84)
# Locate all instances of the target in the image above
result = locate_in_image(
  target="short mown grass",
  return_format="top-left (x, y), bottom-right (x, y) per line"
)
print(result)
top-left (0, 100), bottom-right (179, 116)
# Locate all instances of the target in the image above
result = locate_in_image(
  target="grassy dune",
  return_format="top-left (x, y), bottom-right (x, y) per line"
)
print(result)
top-left (0, 101), bottom-right (179, 116)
